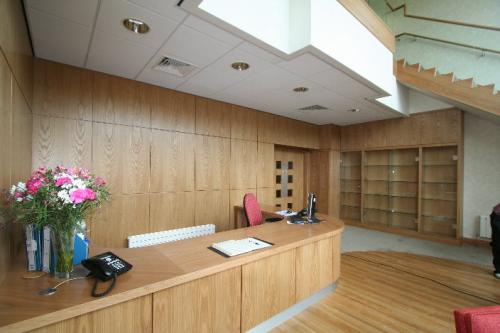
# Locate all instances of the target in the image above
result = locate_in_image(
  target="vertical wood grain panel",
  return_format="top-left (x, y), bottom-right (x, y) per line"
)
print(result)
top-left (91, 194), bottom-right (150, 248)
top-left (257, 142), bottom-right (274, 188)
top-left (151, 130), bottom-right (194, 192)
top-left (257, 111), bottom-right (276, 143)
top-left (230, 139), bottom-right (257, 190)
top-left (32, 115), bottom-right (92, 169)
top-left (0, 0), bottom-right (33, 106)
top-left (231, 105), bottom-right (258, 141)
top-left (153, 267), bottom-right (241, 333)
top-left (151, 87), bottom-right (195, 133)
top-left (418, 109), bottom-right (461, 145)
top-left (319, 124), bottom-right (341, 150)
top-left (195, 135), bottom-right (230, 190)
top-left (92, 123), bottom-right (150, 195)
top-left (242, 250), bottom-right (296, 331)
top-left (332, 234), bottom-right (341, 281)
top-left (33, 59), bottom-right (92, 120)
top-left (93, 72), bottom-right (151, 127)
top-left (364, 121), bottom-right (388, 149)
top-left (150, 192), bottom-right (195, 232)
top-left (329, 150), bottom-right (341, 217)
top-left (257, 187), bottom-right (275, 206)
top-left (0, 54), bottom-right (12, 190)
top-left (386, 116), bottom-right (420, 147)
top-left (295, 237), bottom-right (333, 301)
top-left (11, 80), bottom-right (32, 185)
top-left (195, 97), bottom-right (231, 137)
top-left (29, 295), bottom-right (152, 333)
top-left (195, 190), bottom-right (230, 232)
top-left (340, 124), bottom-right (365, 151)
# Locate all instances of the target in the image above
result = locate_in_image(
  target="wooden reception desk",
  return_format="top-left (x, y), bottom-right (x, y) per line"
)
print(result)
top-left (0, 208), bottom-right (343, 333)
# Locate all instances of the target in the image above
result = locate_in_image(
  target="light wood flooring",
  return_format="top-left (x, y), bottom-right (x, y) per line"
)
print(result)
top-left (272, 251), bottom-right (500, 333)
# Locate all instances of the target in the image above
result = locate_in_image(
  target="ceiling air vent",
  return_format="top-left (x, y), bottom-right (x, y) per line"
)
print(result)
top-left (298, 105), bottom-right (329, 111)
top-left (153, 56), bottom-right (198, 77)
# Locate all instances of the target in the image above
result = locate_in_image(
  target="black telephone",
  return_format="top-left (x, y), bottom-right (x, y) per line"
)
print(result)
top-left (81, 252), bottom-right (132, 297)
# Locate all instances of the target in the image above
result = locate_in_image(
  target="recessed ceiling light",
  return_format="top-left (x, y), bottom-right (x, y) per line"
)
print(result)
top-left (231, 62), bottom-right (250, 71)
top-left (348, 108), bottom-right (360, 113)
top-left (293, 87), bottom-right (309, 93)
top-left (123, 18), bottom-right (150, 34)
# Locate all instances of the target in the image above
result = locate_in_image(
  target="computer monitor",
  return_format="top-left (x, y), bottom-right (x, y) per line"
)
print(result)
top-left (306, 192), bottom-right (317, 220)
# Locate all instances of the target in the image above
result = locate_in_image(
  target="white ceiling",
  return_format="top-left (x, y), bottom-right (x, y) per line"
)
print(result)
top-left (24, 0), bottom-right (399, 125)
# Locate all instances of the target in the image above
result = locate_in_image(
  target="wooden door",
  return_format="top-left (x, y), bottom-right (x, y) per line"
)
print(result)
top-left (274, 147), bottom-right (305, 211)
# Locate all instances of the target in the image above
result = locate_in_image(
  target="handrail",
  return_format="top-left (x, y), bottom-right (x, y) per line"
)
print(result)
top-left (396, 32), bottom-right (500, 56)
top-left (384, 0), bottom-right (500, 32)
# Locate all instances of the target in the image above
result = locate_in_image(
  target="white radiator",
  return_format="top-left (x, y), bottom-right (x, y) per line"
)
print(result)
top-left (479, 215), bottom-right (491, 239)
top-left (128, 224), bottom-right (215, 248)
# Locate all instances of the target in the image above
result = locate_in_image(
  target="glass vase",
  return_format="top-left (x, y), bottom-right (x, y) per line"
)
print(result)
top-left (51, 227), bottom-right (76, 279)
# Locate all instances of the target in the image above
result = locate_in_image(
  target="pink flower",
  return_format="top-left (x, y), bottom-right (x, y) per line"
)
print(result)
top-left (55, 177), bottom-right (72, 187)
top-left (27, 178), bottom-right (43, 195)
top-left (95, 177), bottom-right (106, 186)
top-left (69, 188), bottom-right (96, 204)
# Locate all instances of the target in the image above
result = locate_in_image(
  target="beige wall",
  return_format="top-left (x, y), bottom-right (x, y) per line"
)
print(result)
top-left (463, 113), bottom-right (500, 239)
top-left (0, 0), bottom-right (33, 283)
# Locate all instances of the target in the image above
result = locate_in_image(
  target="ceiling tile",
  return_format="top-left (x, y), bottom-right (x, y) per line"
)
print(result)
top-left (177, 47), bottom-right (274, 94)
top-left (26, 0), bottom-right (99, 27)
top-left (183, 15), bottom-right (241, 46)
top-left (27, 8), bottom-right (92, 67)
top-left (87, 30), bottom-right (156, 79)
top-left (237, 42), bottom-right (283, 64)
top-left (158, 24), bottom-right (232, 68)
top-left (307, 67), bottom-right (381, 100)
top-left (128, 0), bottom-right (187, 22)
top-left (136, 54), bottom-right (190, 89)
top-left (278, 53), bottom-right (332, 77)
top-left (95, 0), bottom-right (179, 49)
top-left (175, 80), bottom-right (218, 98)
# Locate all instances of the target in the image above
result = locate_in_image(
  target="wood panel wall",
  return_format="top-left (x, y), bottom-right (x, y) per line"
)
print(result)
top-left (0, 0), bottom-right (33, 284)
top-left (32, 59), bottom-right (320, 248)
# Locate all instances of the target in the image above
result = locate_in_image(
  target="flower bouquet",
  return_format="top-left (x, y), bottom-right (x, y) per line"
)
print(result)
top-left (5, 166), bottom-right (109, 278)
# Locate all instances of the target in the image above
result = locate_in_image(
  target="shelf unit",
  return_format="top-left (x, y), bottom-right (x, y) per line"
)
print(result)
top-left (340, 145), bottom-right (461, 242)
top-left (340, 151), bottom-right (362, 220)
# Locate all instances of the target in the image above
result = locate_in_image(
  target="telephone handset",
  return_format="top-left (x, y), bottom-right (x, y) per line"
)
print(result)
top-left (81, 252), bottom-right (132, 297)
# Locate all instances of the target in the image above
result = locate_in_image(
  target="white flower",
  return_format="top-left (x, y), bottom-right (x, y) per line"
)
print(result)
top-left (73, 179), bottom-right (86, 189)
top-left (16, 197), bottom-right (22, 202)
top-left (57, 190), bottom-right (72, 205)
top-left (17, 182), bottom-right (26, 191)
top-left (10, 185), bottom-right (16, 195)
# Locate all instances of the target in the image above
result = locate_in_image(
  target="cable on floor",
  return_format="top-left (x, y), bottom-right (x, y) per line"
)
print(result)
top-left (342, 253), bottom-right (500, 305)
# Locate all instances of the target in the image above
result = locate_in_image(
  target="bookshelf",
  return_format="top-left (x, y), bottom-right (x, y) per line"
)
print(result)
top-left (340, 151), bottom-right (362, 220)
top-left (363, 149), bottom-right (419, 231)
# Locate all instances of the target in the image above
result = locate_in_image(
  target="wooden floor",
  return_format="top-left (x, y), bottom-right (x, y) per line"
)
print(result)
top-left (272, 252), bottom-right (500, 333)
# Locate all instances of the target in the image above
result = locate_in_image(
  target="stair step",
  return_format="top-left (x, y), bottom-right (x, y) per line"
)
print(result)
top-left (420, 67), bottom-right (437, 78)
top-left (407, 63), bottom-right (421, 71)
top-left (473, 84), bottom-right (496, 96)
top-left (435, 72), bottom-right (455, 83)
top-left (454, 78), bottom-right (474, 89)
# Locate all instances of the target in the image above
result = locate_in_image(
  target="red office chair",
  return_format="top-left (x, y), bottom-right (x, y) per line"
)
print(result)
top-left (454, 306), bottom-right (500, 333)
top-left (243, 193), bottom-right (264, 227)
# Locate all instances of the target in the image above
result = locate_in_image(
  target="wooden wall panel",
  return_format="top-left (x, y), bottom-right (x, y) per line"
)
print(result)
top-left (364, 121), bottom-right (388, 149)
top-left (386, 116), bottom-right (419, 147)
top-left (231, 105), bottom-right (258, 141)
top-left (230, 139), bottom-right (257, 190)
top-left (340, 124), bottom-right (364, 151)
top-left (11, 81), bottom-right (32, 185)
top-left (90, 194), bottom-right (150, 248)
top-left (195, 190), bottom-right (230, 232)
top-left (151, 88), bottom-right (195, 133)
top-left (257, 142), bottom-right (274, 188)
top-left (153, 267), bottom-right (241, 333)
top-left (150, 192), bottom-right (195, 232)
top-left (30, 295), bottom-right (152, 333)
top-left (195, 98), bottom-right (231, 138)
top-left (195, 135), bottom-right (230, 190)
top-left (33, 59), bottom-right (92, 120)
top-left (32, 116), bottom-right (92, 170)
top-left (0, 54), bottom-right (11, 190)
top-left (308, 150), bottom-right (331, 214)
top-left (151, 130), bottom-right (194, 192)
top-left (319, 124), bottom-right (341, 150)
top-left (418, 109), bottom-right (461, 145)
top-left (93, 73), bottom-right (151, 127)
top-left (0, 0), bottom-right (33, 106)
top-left (257, 188), bottom-right (275, 206)
top-left (296, 237), bottom-right (333, 301)
top-left (257, 111), bottom-right (275, 143)
top-left (92, 123), bottom-right (150, 195)
top-left (241, 250), bottom-right (296, 331)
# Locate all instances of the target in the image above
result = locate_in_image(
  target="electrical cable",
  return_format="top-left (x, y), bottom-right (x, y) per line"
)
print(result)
top-left (91, 274), bottom-right (117, 298)
top-left (343, 253), bottom-right (500, 305)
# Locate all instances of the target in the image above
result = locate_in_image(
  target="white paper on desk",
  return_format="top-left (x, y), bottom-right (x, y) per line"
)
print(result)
top-left (275, 210), bottom-right (297, 217)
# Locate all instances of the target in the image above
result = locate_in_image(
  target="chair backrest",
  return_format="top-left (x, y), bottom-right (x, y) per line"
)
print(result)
top-left (243, 193), bottom-right (263, 227)
top-left (454, 306), bottom-right (500, 333)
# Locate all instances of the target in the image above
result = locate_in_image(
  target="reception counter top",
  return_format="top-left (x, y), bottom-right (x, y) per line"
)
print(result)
top-left (0, 208), bottom-right (344, 333)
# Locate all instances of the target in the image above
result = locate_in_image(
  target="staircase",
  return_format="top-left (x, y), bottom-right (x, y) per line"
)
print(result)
top-left (395, 59), bottom-right (500, 117)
